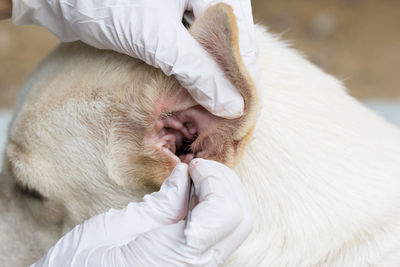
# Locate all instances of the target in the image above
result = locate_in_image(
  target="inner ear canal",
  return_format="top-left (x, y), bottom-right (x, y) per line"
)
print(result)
top-left (161, 116), bottom-right (198, 163)
top-left (155, 104), bottom-right (225, 163)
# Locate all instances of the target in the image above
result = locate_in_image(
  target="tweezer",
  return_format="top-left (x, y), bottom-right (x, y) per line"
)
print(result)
top-left (185, 177), bottom-right (195, 228)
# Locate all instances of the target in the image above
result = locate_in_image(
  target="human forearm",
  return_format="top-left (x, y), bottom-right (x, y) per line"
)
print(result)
top-left (0, 0), bottom-right (11, 19)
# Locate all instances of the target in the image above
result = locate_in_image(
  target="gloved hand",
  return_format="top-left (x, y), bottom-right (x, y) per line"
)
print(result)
top-left (11, 0), bottom-right (259, 119)
top-left (33, 159), bottom-right (253, 267)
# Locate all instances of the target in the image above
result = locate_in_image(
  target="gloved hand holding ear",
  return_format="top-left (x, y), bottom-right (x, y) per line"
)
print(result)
top-left (33, 159), bottom-right (253, 267)
top-left (10, 0), bottom-right (259, 119)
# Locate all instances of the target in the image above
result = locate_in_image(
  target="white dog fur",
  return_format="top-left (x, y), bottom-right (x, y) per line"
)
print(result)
top-left (1, 15), bottom-right (400, 267)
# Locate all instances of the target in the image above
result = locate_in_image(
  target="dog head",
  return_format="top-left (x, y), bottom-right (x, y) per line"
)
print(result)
top-left (4, 4), bottom-right (258, 225)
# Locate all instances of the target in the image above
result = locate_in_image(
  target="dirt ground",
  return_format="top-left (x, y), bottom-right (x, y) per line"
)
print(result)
top-left (0, 0), bottom-right (399, 109)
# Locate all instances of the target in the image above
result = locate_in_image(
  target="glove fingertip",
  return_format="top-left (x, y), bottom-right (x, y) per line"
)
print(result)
top-left (182, 79), bottom-right (245, 120)
top-left (188, 159), bottom-right (221, 182)
top-left (188, 158), bottom-right (205, 178)
top-left (162, 163), bottom-right (189, 189)
top-left (212, 97), bottom-right (244, 119)
top-left (173, 162), bottom-right (189, 173)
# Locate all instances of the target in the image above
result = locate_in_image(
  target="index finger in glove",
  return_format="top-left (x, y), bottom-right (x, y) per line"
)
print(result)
top-left (184, 159), bottom-right (253, 253)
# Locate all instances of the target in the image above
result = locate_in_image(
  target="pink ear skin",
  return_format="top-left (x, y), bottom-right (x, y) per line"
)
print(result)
top-left (147, 104), bottom-right (226, 164)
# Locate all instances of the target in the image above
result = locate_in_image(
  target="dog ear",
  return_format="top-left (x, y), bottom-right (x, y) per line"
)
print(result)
top-left (190, 3), bottom-right (258, 163)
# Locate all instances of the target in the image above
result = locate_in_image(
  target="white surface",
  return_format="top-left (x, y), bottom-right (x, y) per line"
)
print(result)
top-left (0, 110), bottom-right (12, 169)
top-left (363, 100), bottom-right (400, 127)
top-left (0, 100), bottom-right (399, 169)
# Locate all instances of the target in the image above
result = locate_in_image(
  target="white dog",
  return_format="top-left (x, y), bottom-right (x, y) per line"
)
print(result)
top-left (1, 4), bottom-right (400, 266)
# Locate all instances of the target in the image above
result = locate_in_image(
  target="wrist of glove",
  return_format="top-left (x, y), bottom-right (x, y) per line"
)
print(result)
top-left (11, 0), bottom-right (259, 119)
top-left (33, 159), bottom-right (253, 267)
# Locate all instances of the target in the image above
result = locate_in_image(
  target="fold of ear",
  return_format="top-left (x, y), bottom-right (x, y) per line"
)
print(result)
top-left (190, 3), bottom-right (258, 162)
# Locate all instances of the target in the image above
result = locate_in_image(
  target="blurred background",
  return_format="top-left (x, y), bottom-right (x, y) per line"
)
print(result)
top-left (0, 0), bottom-right (399, 108)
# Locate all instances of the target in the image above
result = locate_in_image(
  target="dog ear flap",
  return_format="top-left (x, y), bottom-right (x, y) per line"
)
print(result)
top-left (190, 3), bottom-right (258, 158)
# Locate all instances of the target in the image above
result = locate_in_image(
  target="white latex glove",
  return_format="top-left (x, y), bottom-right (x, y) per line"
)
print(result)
top-left (33, 159), bottom-right (253, 267)
top-left (11, 0), bottom-right (259, 119)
